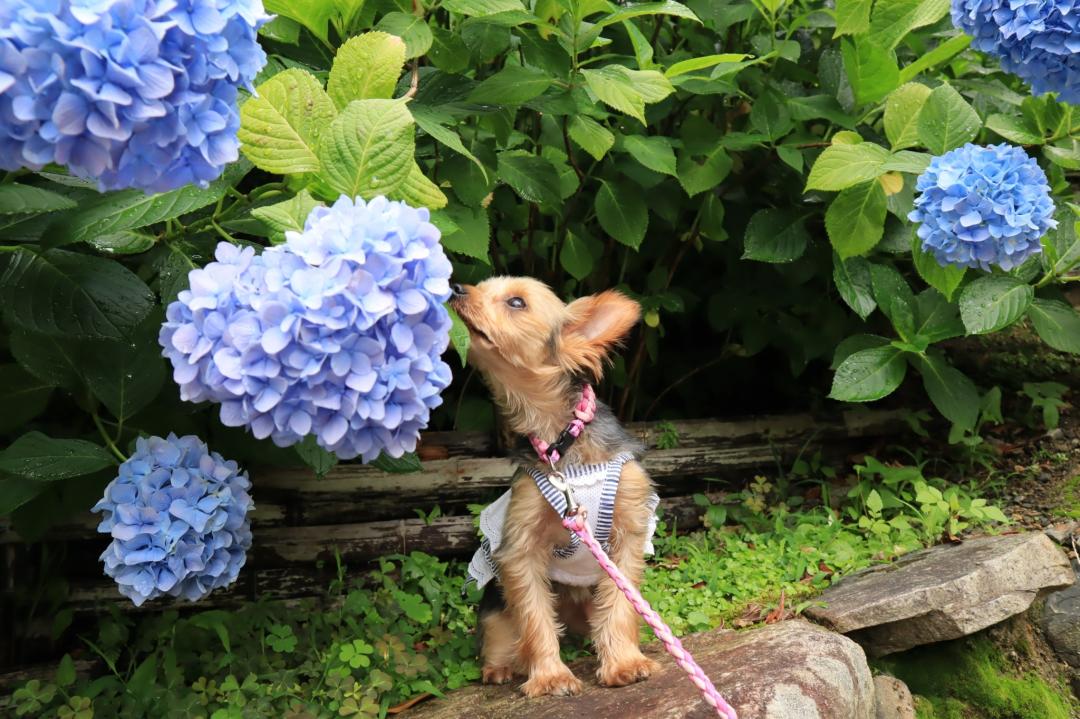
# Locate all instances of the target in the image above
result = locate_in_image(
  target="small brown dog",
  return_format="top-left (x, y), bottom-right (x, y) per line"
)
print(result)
top-left (450, 276), bottom-right (661, 698)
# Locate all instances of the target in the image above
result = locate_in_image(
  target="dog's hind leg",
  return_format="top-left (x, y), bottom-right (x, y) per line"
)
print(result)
top-left (478, 584), bottom-right (517, 684)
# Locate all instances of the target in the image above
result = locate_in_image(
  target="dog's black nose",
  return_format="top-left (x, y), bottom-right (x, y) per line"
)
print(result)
top-left (451, 283), bottom-right (467, 297)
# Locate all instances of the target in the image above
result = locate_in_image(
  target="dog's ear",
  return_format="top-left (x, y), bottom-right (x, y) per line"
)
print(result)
top-left (558, 290), bottom-right (640, 378)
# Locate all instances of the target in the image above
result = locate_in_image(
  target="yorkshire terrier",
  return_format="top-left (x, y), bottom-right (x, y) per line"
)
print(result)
top-left (449, 277), bottom-right (661, 698)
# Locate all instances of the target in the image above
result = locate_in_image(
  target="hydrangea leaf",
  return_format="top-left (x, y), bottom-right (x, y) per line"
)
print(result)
top-left (560, 231), bottom-right (595, 281)
top-left (390, 163), bottom-right (449, 209)
top-left (371, 452), bottom-right (423, 473)
top-left (263, 0), bottom-right (335, 42)
top-left (582, 66), bottom-right (673, 124)
top-left (841, 38), bottom-right (899, 105)
top-left (496, 151), bottom-right (562, 206)
top-left (834, 0), bottom-right (873, 36)
top-left (742, 209), bottom-right (809, 263)
top-left (81, 316), bottom-right (166, 423)
top-left (0, 247), bottom-right (154, 340)
top-left (622, 135), bottom-right (677, 176)
top-left (9, 330), bottom-right (82, 390)
top-left (677, 144), bottom-right (732, 197)
top-left (897, 34), bottom-right (973, 84)
top-left (317, 99), bottom-right (415, 200)
top-left (1044, 140), bottom-right (1080, 171)
top-left (0, 365), bottom-right (53, 434)
top-left (915, 353), bottom-right (980, 431)
top-left (442, 0), bottom-right (526, 15)
top-left (985, 114), bottom-right (1044, 145)
top-left (467, 65), bottom-right (554, 105)
top-left (240, 69), bottom-right (336, 176)
top-left (912, 234), bottom-right (966, 301)
top-left (596, 180), bottom-right (647, 249)
top-left (592, 1), bottom-right (699, 27)
top-left (412, 107), bottom-right (487, 176)
top-left (784, 95), bottom-right (857, 129)
top-left (749, 92), bottom-right (793, 141)
top-left (664, 53), bottom-right (750, 78)
top-left (88, 231), bottom-right (157, 256)
top-left (825, 180), bottom-right (888, 258)
top-left (881, 150), bottom-right (931, 174)
top-left (568, 116), bottom-right (615, 161)
top-left (0, 185), bottom-right (76, 216)
top-left (831, 334), bottom-right (889, 369)
top-left (328, 32), bottom-right (407, 108)
top-left (1041, 206), bottom-right (1080, 277)
top-left (833, 255), bottom-right (878, 320)
top-left (958, 275), bottom-right (1033, 335)
top-left (0, 476), bottom-right (50, 516)
top-left (913, 288), bottom-right (965, 344)
top-left (884, 83), bottom-right (931, 150)
top-left (869, 0), bottom-right (948, 50)
top-left (446, 307), bottom-right (471, 365)
top-left (1027, 299), bottom-right (1080, 354)
top-left (440, 204), bottom-right (492, 261)
top-left (869, 263), bottom-right (916, 340)
top-left (916, 83), bottom-right (980, 155)
top-left (251, 190), bottom-right (324, 243)
top-left (0, 432), bottom-right (115, 481)
top-left (295, 436), bottom-right (338, 478)
top-left (375, 12), bottom-right (434, 59)
top-left (805, 142), bottom-right (891, 191)
top-left (828, 346), bottom-right (907, 402)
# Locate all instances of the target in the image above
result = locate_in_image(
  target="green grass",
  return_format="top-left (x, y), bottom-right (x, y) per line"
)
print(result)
top-left (1056, 474), bottom-right (1080, 520)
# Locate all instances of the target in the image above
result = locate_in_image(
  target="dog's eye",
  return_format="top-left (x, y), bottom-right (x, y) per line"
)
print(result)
top-left (506, 297), bottom-right (526, 310)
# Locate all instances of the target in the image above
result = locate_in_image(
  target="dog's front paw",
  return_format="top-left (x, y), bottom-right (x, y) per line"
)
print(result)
top-left (521, 666), bottom-right (583, 697)
top-left (598, 654), bottom-right (660, 687)
top-left (482, 665), bottom-right (514, 685)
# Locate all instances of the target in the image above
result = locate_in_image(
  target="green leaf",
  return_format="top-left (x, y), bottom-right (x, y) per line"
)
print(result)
top-left (442, 0), bottom-right (525, 15)
top-left (0, 247), bottom-right (154, 340)
top-left (375, 12), bottom-right (433, 59)
top-left (80, 317), bottom-right (166, 423)
top-left (884, 82), bottom-right (931, 150)
top-left (866, 488), bottom-right (884, 513)
top-left (825, 180), bottom-right (888, 258)
top-left (412, 106), bottom-right (487, 175)
top-left (785, 95), bottom-right (857, 129)
top-left (468, 65), bottom-right (553, 105)
top-left (805, 142), bottom-right (890, 191)
top-left (880, 150), bottom-right (931, 174)
top-left (446, 306), bottom-right (471, 365)
top-left (749, 93), bottom-right (793, 141)
top-left (50, 161), bottom-right (250, 247)
top-left (834, 0), bottom-right (873, 36)
top-left (295, 436), bottom-right (338, 478)
top-left (87, 230), bottom-right (157, 255)
top-left (832, 334), bottom-right (889, 369)
top-left (958, 275), bottom-right (1033, 335)
top-left (834, 255), bottom-right (877, 320)
top-left (592, 1), bottom-right (699, 27)
top-left (912, 234), bottom-right (966, 300)
top-left (328, 32), bottom-right (407, 108)
top-left (0, 432), bottom-right (115, 481)
top-left (985, 114), bottom-right (1044, 145)
top-left (251, 190), bottom-right (323, 243)
top-left (677, 144), bottom-right (731, 196)
top-left (496, 151), bottom-right (562, 206)
top-left (869, 0), bottom-right (946, 50)
top-left (0, 184), bottom-right (76, 215)
top-left (568, 116), bottom-right (615, 161)
top-left (742, 209), bottom-right (809, 263)
top-left (440, 204), bottom-right (491, 261)
top-left (842, 39), bottom-right (899, 105)
top-left (0, 475), bottom-right (50, 516)
top-left (9, 329), bottom-right (82, 390)
top-left (317, 99), bottom-right (415, 200)
top-left (915, 353), bottom-right (980, 431)
top-left (0, 364), bottom-right (53, 434)
top-left (596, 179), bottom-right (647, 249)
top-left (581, 65), bottom-right (673, 124)
top-left (829, 346), bottom-right (908, 402)
top-left (1044, 139), bottom-right (1080, 170)
top-left (1027, 299), bottom-right (1080, 354)
top-left (664, 53), bottom-right (750, 78)
top-left (239, 69), bottom-right (337, 175)
top-left (263, 0), bottom-right (335, 42)
top-left (622, 135), bottom-right (677, 176)
top-left (913, 288), bottom-right (965, 343)
top-left (870, 263), bottom-right (916, 339)
top-left (390, 163), bottom-right (448, 209)
top-left (897, 34), bottom-right (972, 84)
top-left (370, 452), bottom-right (422, 473)
top-left (560, 230), bottom-right (594, 280)
top-left (917, 83), bottom-right (981, 155)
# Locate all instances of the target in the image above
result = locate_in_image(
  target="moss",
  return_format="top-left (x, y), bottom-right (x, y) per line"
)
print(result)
top-left (876, 635), bottom-right (1073, 719)
top-left (1058, 474), bottom-right (1080, 520)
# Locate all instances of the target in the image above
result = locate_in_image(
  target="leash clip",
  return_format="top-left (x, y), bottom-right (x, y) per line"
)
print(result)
top-left (545, 457), bottom-right (579, 518)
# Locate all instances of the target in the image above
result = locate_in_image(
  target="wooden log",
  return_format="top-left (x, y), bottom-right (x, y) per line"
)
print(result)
top-left (0, 409), bottom-right (904, 543)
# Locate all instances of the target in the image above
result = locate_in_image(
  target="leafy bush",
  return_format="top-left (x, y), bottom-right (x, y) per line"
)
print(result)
top-left (0, 0), bottom-right (1077, 583)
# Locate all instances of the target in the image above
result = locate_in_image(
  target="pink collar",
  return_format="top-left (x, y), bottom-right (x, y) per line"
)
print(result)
top-left (528, 384), bottom-right (597, 465)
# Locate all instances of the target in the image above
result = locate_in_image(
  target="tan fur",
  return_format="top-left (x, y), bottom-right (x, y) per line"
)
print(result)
top-left (451, 278), bottom-right (657, 697)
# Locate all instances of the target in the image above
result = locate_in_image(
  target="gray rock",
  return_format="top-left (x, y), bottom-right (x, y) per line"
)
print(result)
top-left (873, 675), bottom-right (915, 719)
top-left (1044, 521), bottom-right (1079, 545)
top-left (806, 533), bottom-right (1074, 656)
top-left (1043, 563), bottom-right (1080, 668)
top-left (409, 620), bottom-right (875, 718)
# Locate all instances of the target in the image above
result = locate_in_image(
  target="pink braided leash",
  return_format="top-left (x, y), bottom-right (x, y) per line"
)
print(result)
top-left (563, 509), bottom-right (738, 719)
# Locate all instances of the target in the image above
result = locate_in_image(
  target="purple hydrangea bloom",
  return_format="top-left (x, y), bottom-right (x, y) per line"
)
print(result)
top-left (160, 195), bottom-right (454, 461)
top-left (0, 0), bottom-right (269, 193)
top-left (952, 0), bottom-right (1080, 103)
top-left (92, 434), bottom-right (252, 606)
top-left (909, 143), bottom-right (1056, 272)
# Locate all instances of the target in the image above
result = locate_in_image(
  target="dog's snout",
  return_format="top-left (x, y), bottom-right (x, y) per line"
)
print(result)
top-left (451, 283), bottom-right (467, 297)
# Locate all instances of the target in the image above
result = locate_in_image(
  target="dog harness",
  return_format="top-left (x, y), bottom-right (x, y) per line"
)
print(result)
top-left (466, 452), bottom-right (660, 588)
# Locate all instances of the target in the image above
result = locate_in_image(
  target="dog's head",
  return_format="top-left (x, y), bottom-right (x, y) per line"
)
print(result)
top-left (449, 277), bottom-right (640, 386)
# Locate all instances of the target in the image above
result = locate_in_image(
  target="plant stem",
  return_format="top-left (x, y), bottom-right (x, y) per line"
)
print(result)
top-left (93, 412), bottom-right (128, 463)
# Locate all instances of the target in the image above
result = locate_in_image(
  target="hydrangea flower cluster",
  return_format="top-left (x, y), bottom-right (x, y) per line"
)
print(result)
top-left (0, 0), bottom-right (269, 193)
top-left (160, 195), bottom-right (454, 461)
top-left (92, 434), bottom-right (252, 606)
top-left (952, 0), bottom-right (1080, 103)
top-left (909, 143), bottom-right (1056, 272)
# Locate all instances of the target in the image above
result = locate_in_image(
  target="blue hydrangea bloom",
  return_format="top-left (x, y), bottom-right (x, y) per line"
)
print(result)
top-left (0, 0), bottom-right (269, 193)
top-left (952, 0), bottom-right (1080, 103)
top-left (92, 434), bottom-right (252, 606)
top-left (909, 143), bottom-right (1056, 272)
top-left (160, 195), bottom-right (454, 462)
